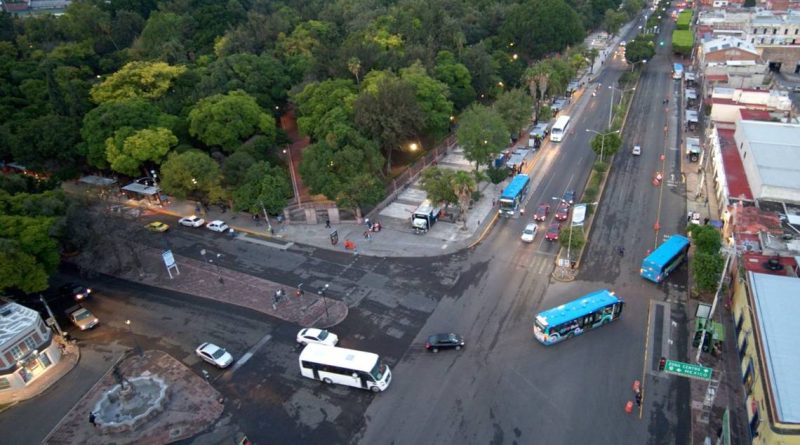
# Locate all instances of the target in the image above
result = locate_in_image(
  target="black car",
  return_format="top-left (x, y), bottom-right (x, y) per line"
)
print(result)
top-left (60, 283), bottom-right (92, 301)
top-left (425, 333), bottom-right (465, 353)
top-left (562, 190), bottom-right (576, 205)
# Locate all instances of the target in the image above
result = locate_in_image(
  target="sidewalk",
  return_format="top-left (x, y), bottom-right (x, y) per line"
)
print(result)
top-left (0, 340), bottom-right (79, 407)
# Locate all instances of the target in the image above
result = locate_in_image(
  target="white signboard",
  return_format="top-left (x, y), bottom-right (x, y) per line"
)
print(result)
top-left (162, 250), bottom-right (176, 267)
top-left (571, 204), bottom-right (586, 227)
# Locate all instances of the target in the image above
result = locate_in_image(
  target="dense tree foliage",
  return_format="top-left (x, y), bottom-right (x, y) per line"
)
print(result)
top-left (188, 90), bottom-right (276, 152)
top-left (456, 104), bottom-right (507, 170)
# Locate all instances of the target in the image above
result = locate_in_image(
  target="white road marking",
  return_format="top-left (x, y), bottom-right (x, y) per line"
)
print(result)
top-left (228, 333), bottom-right (271, 375)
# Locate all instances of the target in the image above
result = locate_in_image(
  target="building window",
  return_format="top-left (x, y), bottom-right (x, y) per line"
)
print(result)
top-left (773, 28), bottom-right (777, 35)
top-left (9, 345), bottom-right (23, 360)
top-left (749, 408), bottom-right (760, 438)
top-left (24, 337), bottom-right (37, 351)
top-left (739, 336), bottom-right (748, 358)
top-left (0, 377), bottom-right (9, 390)
top-left (743, 360), bottom-right (754, 395)
top-left (785, 29), bottom-right (788, 35)
top-left (735, 312), bottom-right (744, 334)
top-left (796, 29), bottom-right (799, 35)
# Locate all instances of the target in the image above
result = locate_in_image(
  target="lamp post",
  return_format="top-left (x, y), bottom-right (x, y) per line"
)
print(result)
top-left (282, 148), bottom-right (300, 206)
top-left (125, 319), bottom-right (142, 356)
top-left (150, 169), bottom-right (162, 205)
top-left (607, 86), bottom-right (636, 129)
top-left (586, 129), bottom-right (621, 162)
top-left (630, 59), bottom-right (647, 72)
top-left (200, 249), bottom-right (224, 284)
top-left (317, 283), bottom-right (331, 324)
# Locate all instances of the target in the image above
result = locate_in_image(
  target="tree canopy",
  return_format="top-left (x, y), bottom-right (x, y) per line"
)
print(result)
top-left (188, 90), bottom-right (276, 152)
top-left (456, 104), bottom-right (508, 170)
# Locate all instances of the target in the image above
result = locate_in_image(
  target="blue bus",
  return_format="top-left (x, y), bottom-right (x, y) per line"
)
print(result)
top-left (673, 63), bottom-right (684, 80)
top-left (533, 289), bottom-right (624, 345)
top-left (498, 174), bottom-right (530, 217)
top-left (640, 234), bottom-right (690, 283)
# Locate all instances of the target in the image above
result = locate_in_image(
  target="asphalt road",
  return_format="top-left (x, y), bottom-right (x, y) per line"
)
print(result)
top-left (355, 19), bottom-right (691, 445)
top-left (0, 16), bottom-right (697, 445)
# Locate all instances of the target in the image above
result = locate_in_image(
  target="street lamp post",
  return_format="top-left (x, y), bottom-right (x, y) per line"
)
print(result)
top-left (125, 319), bottom-right (142, 356)
top-left (201, 249), bottom-right (224, 284)
top-left (586, 129), bottom-right (621, 162)
top-left (630, 59), bottom-right (647, 72)
top-left (317, 283), bottom-right (331, 324)
top-left (607, 86), bottom-right (636, 129)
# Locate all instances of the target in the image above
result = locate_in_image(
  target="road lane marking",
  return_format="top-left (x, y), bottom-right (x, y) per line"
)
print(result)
top-left (221, 333), bottom-right (271, 380)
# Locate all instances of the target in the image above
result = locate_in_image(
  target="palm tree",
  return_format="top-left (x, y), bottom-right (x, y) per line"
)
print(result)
top-left (451, 171), bottom-right (477, 229)
top-left (348, 57), bottom-right (362, 85)
top-left (523, 61), bottom-right (551, 122)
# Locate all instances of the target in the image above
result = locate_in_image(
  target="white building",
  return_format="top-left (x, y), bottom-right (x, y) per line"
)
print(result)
top-left (734, 120), bottom-right (800, 203)
top-left (0, 303), bottom-right (61, 391)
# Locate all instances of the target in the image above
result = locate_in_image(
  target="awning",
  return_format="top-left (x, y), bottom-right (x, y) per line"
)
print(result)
top-left (79, 175), bottom-right (117, 186)
top-left (122, 182), bottom-right (160, 195)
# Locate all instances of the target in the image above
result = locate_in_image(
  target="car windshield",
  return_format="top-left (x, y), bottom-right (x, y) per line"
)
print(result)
top-left (369, 361), bottom-right (386, 381)
top-left (74, 311), bottom-right (92, 321)
top-left (211, 348), bottom-right (227, 359)
top-left (524, 228), bottom-right (535, 235)
top-left (317, 330), bottom-right (329, 340)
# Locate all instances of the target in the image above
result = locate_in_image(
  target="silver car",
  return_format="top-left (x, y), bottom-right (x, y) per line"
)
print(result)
top-left (69, 307), bottom-right (99, 330)
top-left (195, 342), bottom-right (234, 368)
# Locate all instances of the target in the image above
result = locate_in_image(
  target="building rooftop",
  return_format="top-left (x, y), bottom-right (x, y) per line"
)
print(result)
top-left (0, 303), bottom-right (39, 345)
top-left (739, 109), bottom-right (772, 121)
top-left (748, 271), bottom-right (800, 423)
top-left (718, 128), bottom-right (755, 200)
top-left (737, 121), bottom-right (800, 195)
top-left (703, 36), bottom-right (758, 54)
top-left (741, 253), bottom-right (797, 275)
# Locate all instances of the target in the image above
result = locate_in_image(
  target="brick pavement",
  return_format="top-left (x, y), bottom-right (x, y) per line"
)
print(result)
top-left (43, 350), bottom-right (223, 445)
top-left (69, 244), bottom-right (348, 329)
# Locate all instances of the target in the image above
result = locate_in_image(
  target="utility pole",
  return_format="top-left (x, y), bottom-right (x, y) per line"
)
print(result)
top-left (39, 294), bottom-right (65, 338)
top-left (260, 201), bottom-right (274, 235)
top-left (695, 252), bottom-right (732, 363)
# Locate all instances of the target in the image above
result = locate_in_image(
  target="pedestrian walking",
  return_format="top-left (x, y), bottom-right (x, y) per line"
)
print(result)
top-left (89, 412), bottom-right (97, 427)
top-left (703, 217), bottom-right (710, 225)
top-left (364, 217), bottom-right (370, 227)
top-left (325, 219), bottom-right (331, 229)
top-left (635, 392), bottom-right (642, 406)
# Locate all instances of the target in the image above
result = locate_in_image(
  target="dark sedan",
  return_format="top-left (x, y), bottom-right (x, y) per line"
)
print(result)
top-left (533, 203), bottom-right (550, 221)
top-left (562, 190), bottom-right (576, 205)
top-left (555, 202), bottom-right (570, 221)
top-left (425, 333), bottom-right (465, 353)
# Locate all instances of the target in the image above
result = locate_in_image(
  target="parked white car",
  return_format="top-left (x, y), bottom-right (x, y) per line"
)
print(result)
top-left (195, 342), bottom-right (234, 368)
top-left (296, 328), bottom-right (339, 346)
top-left (632, 145), bottom-right (642, 156)
top-left (179, 215), bottom-right (205, 227)
top-left (521, 223), bottom-right (538, 243)
top-left (206, 220), bottom-right (229, 232)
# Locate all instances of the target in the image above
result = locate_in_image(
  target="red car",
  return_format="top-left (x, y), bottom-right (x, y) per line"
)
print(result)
top-left (533, 203), bottom-right (550, 221)
top-left (555, 202), bottom-right (570, 221)
top-left (545, 223), bottom-right (561, 241)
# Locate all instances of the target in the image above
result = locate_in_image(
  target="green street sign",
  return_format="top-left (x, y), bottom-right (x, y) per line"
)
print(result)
top-left (664, 360), bottom-right (713, 380)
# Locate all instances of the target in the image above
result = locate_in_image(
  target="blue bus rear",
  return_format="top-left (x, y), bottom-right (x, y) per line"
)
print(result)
top-left (673, 63), bottom-right (684, 80)
top-left (640, 234), bottom-right (690, 283)
top-left (533, 289), bottom-right (624, 345)
top-left (498, 174), bottom-right (530, 217)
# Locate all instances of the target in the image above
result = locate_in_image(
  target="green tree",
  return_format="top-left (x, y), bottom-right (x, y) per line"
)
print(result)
top-left (523, 60), bottom-right (552, 120)
top-left (291, 78), bottom-right (358, 142)
top-left (0, 216), bottom-right (60, 293)
top-left (462, 43), bottom-right (501, 100)
top-left (198, 53), bottom-right (291, 111)
top-left (90, 61), bottom-right (187, 104)
top-left (691, 251), bottom-right (725, 292)
top-left (399, 62), bottom-right (454, 138)
top-left (603, 9), bottom-right (628, 36)
top-left (159, 150), bottom-right (224, 202)
top-left (130, 12), bottom-right (191, 63)
top-left (456, 104), bottom-right (507, 170)
top-left (589, 132), bottom-right (622, 160)
top-left (105, 127), bottom-right (177, 176)
top-left (354, 77), bottom-right (424, 173)
top-left (433, 50), bottom-right (475, 111)
top-left (625, 37), bottom-right (655, 65)
top-left (298, 126), bottom-right (384, 215)
top-left (420, 167), bottom-right (458, 207)
top-left (188, 90), bottom-right (276, 152)
top-left (451, 170), bottom-right (477, 227)
top-left (80, 98), bottom-right (175, 169)
top-left (8, 114), bottom-right (82, 174)
top-left (499, 0), bottom-right (585, 61)
top-left (493, 88), bottom-right (532, 137)
top-left (689, 224), bottom-right (722, 254)
top-left (232, 162), bottom-right (292, 214)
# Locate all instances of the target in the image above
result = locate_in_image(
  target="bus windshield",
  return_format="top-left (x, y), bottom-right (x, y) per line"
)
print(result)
top-left (369, 361), bottom-right (387, 381)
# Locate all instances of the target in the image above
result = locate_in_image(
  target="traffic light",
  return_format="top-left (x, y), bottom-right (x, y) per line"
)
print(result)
top-left (658, 357), bottom-right (667, 371)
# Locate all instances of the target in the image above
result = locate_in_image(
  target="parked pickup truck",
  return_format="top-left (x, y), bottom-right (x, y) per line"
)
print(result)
top-left (66, 305), bottom-right (99, 331)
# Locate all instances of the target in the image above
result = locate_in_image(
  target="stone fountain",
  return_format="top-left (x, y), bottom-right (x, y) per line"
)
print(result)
top-left (93, 368), bottom-right (169, 434)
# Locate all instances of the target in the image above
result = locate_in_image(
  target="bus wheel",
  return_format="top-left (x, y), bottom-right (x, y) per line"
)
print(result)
top-left (370, 386), bottom-right (381, 393)
top-left (455, 346), bottom-right (462, 350)
top-left (323, 378), bottom-right (333, 384)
